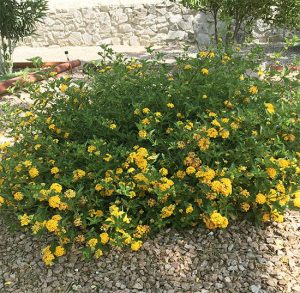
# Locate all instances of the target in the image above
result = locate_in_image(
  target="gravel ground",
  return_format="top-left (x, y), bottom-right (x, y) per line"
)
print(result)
top-left (0, 211), bottom-right (299, 293)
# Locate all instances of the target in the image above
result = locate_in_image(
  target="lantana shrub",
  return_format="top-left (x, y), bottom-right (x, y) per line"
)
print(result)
top-left (0, 46), bottom-right (299, 265)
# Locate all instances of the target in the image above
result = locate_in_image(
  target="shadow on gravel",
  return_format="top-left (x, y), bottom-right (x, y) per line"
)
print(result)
top-left (0, 211), bottom-right (299, 293)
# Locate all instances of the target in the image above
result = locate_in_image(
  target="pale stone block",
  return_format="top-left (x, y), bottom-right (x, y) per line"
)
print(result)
top-left (167, 30), bottom-right (187, 41)
top-left (82, 33), bottom-right (94, 45)
top-left (68, 32), bottom-right (83, 45)
top-left (119, 23), bottom-right (133, 33)
top-left (129, 35), bottom-right (140, 46)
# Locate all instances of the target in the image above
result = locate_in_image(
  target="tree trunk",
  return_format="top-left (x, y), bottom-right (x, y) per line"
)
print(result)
top-left (213, 10), bottom-right (219, 44)
top-left (0, 37), bottom-right (13, 75)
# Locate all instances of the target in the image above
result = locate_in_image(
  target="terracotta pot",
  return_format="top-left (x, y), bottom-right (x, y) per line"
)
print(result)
top-left (270, 65), bottom-right (300, 71)
top-left (0, 60), bottom-right (81, 95)
top-left (13, 61), bottom-right (67, 69)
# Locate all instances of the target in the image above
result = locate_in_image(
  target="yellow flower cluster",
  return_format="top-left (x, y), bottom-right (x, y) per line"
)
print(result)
top-left (161, 204), bottom-right (176, 218)
top-left (127, 147), bottom-right (149, 172)
top-left (42, 246), bottom-right (55, 266)
top-left (19, 214), bottom-right (31, 226)
top-left (73, 169), bottom-right (86, 181)
top-left (133, 225), bottom-right (150, 238)
top-left (210, 178), bottom-right (232, 196)
top-left (45, 215), bottom-right (61, 232)
top-left (204, 211), bottom-right (229, 229)
top-left (29, 167), bottom-right (39, 178)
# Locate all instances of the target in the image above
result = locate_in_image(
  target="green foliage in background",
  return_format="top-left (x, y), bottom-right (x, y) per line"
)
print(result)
top-left (0, 0), bottom-right (47, 74)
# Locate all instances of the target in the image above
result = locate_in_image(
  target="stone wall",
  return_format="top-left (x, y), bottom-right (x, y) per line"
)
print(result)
top-left (21, 0), bottom-right (284, 47)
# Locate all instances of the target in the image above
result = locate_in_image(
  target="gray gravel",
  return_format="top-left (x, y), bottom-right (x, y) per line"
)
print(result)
top-left (0, 211), bottom-right (299, 293)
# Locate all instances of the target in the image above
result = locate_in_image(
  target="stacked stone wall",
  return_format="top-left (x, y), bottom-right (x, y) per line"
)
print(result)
top-left (21, 0), bottom-right (286, 47)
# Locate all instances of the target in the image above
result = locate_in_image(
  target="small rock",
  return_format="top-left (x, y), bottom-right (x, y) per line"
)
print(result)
top-left (250, 284), bottom-right (261, 293)
top-left (133, 282), bottom-right (143, 290)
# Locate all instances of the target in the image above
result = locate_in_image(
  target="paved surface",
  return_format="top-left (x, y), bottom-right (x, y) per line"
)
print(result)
top-left (13, 46), bottom-right (151, 62)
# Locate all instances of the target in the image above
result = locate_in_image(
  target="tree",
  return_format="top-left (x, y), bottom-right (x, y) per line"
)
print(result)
top-left (176, 0), bottom-right (224, 44)
top-left (269, 0), bottom-right (300, 30)
top-left (0, 0), bottom-right (48, 75)
top-left (175, 0), bottom-right (299, 45)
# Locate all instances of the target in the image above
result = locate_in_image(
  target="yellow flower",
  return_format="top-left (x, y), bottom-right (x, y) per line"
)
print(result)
top-left (186, 166), bottom-right (196, 175)
top-left (31, 221), bottom-right (44, 234)
top-left (211, 178), bottom-right (232, 196)
top-left (221, 118), bottom-right (229, 123)
top-left (277, 158), bottom-right (290, 168)
top-left (54, 246), bottom-right (65, 257)
top-left (202, 94), bottom-right (208, 99)
top-left (266, 168), bottom-right (277, 179)
top-left (167, 103), bottom-right (175, 108)
top-left (159, 168), bottom-right (168, 176)
top-left (109, 123), bottom-right (117, 129)
top-left (258, 68), bottom-right (264, 76)
top-left (262, 213), bottom-right (270, 222)
top-left (29, 167), bottom-right (39, 178)
top-left (51, 167), bottom-right (59, 175)
top-left (208, 52), bottom-right (215, 58)
top-left (199, 51), bottom-right (208, 58)
top-left (88, 238), bottom-right (98, 248)
top-left (241, 202), bottom-right (250, 212)
top-left (184, 64), bottom-right (192, 70)
top-left (161, 204), bottom-right (175, 218)
top-left (249, 85), bottom-right (258, 94)
top-left (59, 84), bottom-right (68, 93)
top-left (50, 183), bottom-right (62, 193)
top-left (73, 169), bottom-right (86, 180)
top-left (131, 240), bottom-right (143, 251)
top-left (209, 211), bottom-right (229, 229)
top-left (222, 55), bottom-right (231, 64)
top-left (49, 195), bottom-right (61, 208)
top-left (220, 129), bottom-right (230, 139)
top-left (95, 249), bottom-right (103, 259)
top-left (265, 103), bottom-right (275, 114)
top-left (45, 219), bottom-right (59, 232)
top-left (42, 246), bottom-right (55, 266)
top-left (19, 214), bottom-right (31, 226)
top-left (95, 184), bottom-right (103, 191)
top-left (88, 145), bottom-right (97, 153)
top-left (100, 232), bottom-right (110, 244)
top-left (256, 193), bottom-right (266, 204)
top-left (198, 138), bottom-right (210, 151)
top-left (141, 117), bottom-right (152, 126)
top-left (14, 192), bottom-right (24, 201)
top-left (294, 197), bottom-right (300, 208)
top-left (201, 68), bottom-right (209, 75)
top-left (186, 204), bottom-right (193, 214)
top-left (239, 74), bottom-right (245, 81)
top-left (271, 210), bottom-right (284, 223)
top-left (103, 154), bottom-right (112, 162)
top-left (64, 189), bottom-right (76, 199)
top-left (207, 128), bottom-right (218, 138)
top-left (142, 108), bottom-right (150, 114)
top-left (15, 165), bottom-right (22, 172)
top-left (0, 196), bottom-right (5, 207)
top-left (138, 130), bottom-right (147, 138)
top-left (176, 170), bottom-right (186, 179)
